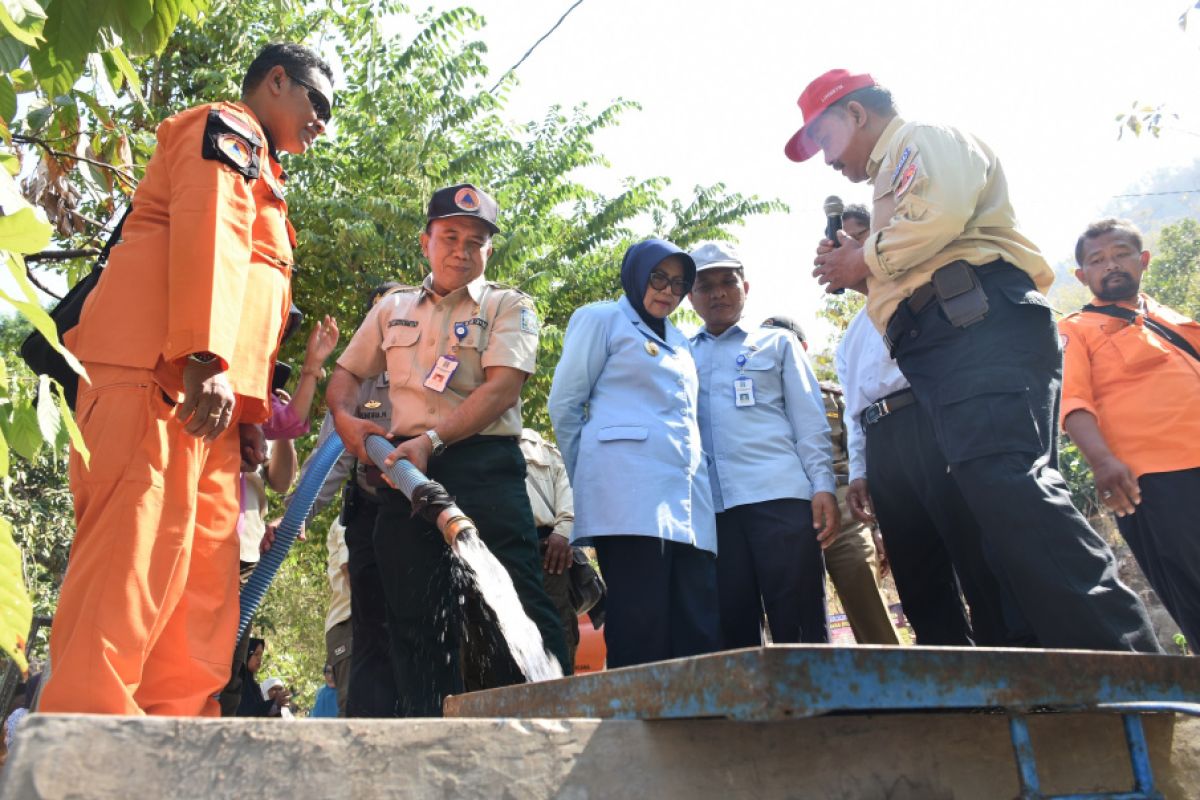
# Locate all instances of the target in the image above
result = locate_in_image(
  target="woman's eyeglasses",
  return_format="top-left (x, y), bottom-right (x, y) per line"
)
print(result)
top-left (648, 270), bottom-right (690, 297)
top-left (287, 72), bottom-right (332, 123)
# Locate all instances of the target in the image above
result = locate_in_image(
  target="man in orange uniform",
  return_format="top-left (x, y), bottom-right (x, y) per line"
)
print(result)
top-left (1060, 218), bottom-right (1200, 650)
top-left (40, 44), bottom-right (334, 715)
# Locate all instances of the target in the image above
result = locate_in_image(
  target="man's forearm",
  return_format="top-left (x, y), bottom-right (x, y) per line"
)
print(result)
top-left (1063, 409), bottom-right (1117, 469)
top-left (326, 366), bottom-right (364, 421)
top-left (434, 367), bottom-right (524, 445)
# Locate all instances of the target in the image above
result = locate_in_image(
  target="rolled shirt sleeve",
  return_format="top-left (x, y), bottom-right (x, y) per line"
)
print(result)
top-left (337, 300), bottom-right (388, 380)
top-left (1058, 316), bottom-right (1098, 427)
top-left (482, 292), bottom-right (539, 374)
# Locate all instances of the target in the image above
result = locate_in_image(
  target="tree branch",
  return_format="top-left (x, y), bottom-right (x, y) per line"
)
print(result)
top-left (13, 134), bottom-right (138, 188)
top-left (25, 248), bottom-right (100, 263)
top-left (23, 266), bottom-right (64, 300)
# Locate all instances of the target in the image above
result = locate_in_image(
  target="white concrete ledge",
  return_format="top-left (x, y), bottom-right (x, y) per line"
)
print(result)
top-left (2, 712), bottom-right (1197, 799)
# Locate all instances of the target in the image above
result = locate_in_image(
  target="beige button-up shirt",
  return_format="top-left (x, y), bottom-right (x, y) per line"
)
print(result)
top-left (862, 116), bottom-right (1054, 331)
top-left (337, 274), bottom-right (538, 438)
top-left (519, 428), bottom-right (574, 539)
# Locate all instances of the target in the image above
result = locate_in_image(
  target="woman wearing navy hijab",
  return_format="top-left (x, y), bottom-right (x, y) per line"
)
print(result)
top-left (549, 238), bottom-right (721, 668)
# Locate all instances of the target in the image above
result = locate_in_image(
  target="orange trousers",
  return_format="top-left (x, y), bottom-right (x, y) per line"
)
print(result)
top-left (40, 364), bottom-right (242, 715)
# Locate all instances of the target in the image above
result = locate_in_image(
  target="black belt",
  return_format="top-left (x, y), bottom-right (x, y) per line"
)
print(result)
top-left (860, 389), bottom-right (916, 427)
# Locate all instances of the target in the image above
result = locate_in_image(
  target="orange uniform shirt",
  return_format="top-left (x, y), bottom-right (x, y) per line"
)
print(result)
top-left (1059, 294), bottom-right (1200, 478)
top-left (66, 101), bottom-right (295, 423)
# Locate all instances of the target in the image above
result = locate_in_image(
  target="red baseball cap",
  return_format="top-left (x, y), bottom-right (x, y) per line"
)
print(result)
top-left (784, 69), bottom-right (877, 162)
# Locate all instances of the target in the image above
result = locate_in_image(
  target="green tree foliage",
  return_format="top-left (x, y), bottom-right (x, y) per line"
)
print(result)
top-left (4, 1), bottom-right (784, 697)
top-left (1145, 217), bottom-right (1200, 318)
top-left (811, 290), bottom-right (865, 383)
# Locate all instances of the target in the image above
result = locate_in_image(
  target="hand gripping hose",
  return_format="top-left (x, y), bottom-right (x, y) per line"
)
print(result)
top-left (237, 433), bottom-right (478, 641)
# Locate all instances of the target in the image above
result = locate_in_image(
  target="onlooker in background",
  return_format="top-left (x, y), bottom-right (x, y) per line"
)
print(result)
top-left (517, 428), bottom-right (581, 665)
top-left (287, 282), bottom-right (400, 718)
top-left (236, 638), bottom-right (272, 716)
top-left (687, 243), bottom-right (839, 646)
top-left (1061, 218), bottom-right (1200, 650)
top-left (827, 203), bottom-right (1022, 646)
top-left (761, 313), bottom-right (901, 646)
top-left (324, 519), bottom-right (352, 714)
top-left (263, 315), bottom-right (339, 441)
top-left (550, 239), bottom-right (721, 668)
top-left (309, 665), bottom-right (339, 718)
top-left (259, 677), bottom-right (293, 718)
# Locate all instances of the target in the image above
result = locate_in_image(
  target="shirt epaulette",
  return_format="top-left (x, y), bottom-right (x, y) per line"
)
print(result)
top-left (486, 281), bottom-right (529, 297)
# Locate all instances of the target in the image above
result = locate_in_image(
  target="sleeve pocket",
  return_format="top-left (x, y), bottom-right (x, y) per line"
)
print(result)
top-left (597, 425), bottom-right (648, 442)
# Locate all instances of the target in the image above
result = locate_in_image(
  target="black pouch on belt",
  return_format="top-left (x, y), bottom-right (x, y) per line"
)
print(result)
top-left (931, 260), bottom-right (989, 328)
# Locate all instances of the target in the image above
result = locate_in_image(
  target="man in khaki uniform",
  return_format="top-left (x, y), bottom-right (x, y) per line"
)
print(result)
top-left (788, 68), bottom-right (1158, 652)
top-left (518, 428), bottom-right (579, 665)
top-left (326, 184), bottom-right (570, 716)
top-left (760, 316), bottom-right (900, 645)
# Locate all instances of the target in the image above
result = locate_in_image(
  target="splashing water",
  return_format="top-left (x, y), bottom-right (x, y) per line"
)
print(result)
top-left (452, 531), bottom-right (564, 683)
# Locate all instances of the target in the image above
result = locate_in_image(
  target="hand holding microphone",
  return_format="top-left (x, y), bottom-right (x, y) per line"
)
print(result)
top-left (812, 194), bottom-right (868, 294)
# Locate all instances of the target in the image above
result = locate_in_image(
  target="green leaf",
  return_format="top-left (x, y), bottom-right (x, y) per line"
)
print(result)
top-left (6, 401), bottom-right (40, 461)
top-left (28, 39), bottom-right (79, 99)
top-left (0, 516), bottom-right (31, 673)
top-left (120, 0), bottom-right (154, 31)
top-left (0, 151), bottom-right (18, 175)
top-left (0, 34), bottom-right (26, 71)
top-left (8, 67), bottom-right (33, 92)
top-left (119, 0), bottom-right (184, 56)
top-left (35, 373), bottom-right (60, 445)
top-left (22, 100), bottom-right (51, 132)
top-left (0, 286), bottom-right (89, 381)
top-left (0, 0), bottom-right (46, 46)
top-left (74, 87), bottom-right (112, 126)
top-left (0, 75), bottom-right (15, 124)
top-left (0, 206), bottom-right (51, 253)
top-left (52, 378), bottom-right (87, 467)
top-left (0, 419), bottom-right (9, 478)
top-left (42, 0), bottom-right (100, 67)
top-left (105, 45), bottom-right (143, 105)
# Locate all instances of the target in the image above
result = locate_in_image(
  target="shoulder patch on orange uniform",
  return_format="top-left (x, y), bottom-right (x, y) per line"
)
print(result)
top-left (202, 108), bottom-right (261, 180)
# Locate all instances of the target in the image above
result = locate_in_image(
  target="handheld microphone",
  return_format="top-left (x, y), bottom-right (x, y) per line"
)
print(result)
top-left (823, 195), bottom-right (845, 294)
top-left (823, 195), bottom-right (844, 247)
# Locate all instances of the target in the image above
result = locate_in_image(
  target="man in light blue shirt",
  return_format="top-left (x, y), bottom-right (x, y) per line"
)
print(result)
top-left (689, 242), bottom-right (839, 645)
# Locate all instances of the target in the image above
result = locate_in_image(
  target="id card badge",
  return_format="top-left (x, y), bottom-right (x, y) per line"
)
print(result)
top-left (734, 376), bottom-right (756, 407)
top-left (423, 355), bottom-right (459, 393)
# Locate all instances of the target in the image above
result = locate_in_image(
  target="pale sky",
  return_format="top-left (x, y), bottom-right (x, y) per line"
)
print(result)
top-left (423, 0), bottom-right (1200, 344)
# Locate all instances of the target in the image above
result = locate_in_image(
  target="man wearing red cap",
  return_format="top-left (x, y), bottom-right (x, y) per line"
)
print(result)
top-left (785, 69), bottom-right (1160, 653)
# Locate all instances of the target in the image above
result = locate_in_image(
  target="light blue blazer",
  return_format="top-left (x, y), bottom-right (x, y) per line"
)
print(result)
top-left (549, 296), bottom-right (717, 554)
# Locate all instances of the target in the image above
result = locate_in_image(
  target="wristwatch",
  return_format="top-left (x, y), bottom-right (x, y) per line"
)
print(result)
top-left (424, 429), bottom-right (446, 455)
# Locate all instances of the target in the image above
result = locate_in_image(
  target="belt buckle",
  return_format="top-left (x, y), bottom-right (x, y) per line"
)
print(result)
top-left (864, 398), bottom-right (890, 426)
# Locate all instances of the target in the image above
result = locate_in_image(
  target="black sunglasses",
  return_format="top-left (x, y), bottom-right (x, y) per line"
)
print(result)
top-left (286, 72), bottom-right (331, 123)
top-left (648, 270), bottom-right (690, 297)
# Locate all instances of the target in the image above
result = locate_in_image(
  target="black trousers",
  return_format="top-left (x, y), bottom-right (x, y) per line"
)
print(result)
top-left (372, 438), bottom-right (570, 717)
top-left (342, 495), bottom-right (400, 717)
top-left (866, 400), bottom-right (1032, 646)
top-left (1116, 467), bottom-right (1200, 649)
top-left (593, 536), bottom-right (721, 669)
top-left (891, 263), bottom-right (1160, 653)
top-left (716, 498), bottom-right (828, 646)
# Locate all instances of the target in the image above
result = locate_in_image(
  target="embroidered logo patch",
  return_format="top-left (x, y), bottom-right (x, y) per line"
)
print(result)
top-left (387, 319), bottom-right (418, 328)
top-left (890, 146), bottom-right (913, 185)
top-left (216, 133), bottom-right (253, 170)
top-left (895, 160), bottom-right (920, 198)
top-left (454, 187), bottom-right (481, 211)
top-left (520, 307), bottom-right (538, 334)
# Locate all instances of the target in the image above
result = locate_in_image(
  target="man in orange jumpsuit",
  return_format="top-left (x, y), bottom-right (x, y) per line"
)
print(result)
top-left (40, 43), bottom-right (335, 715)
top-left (1060, 218), bottom-right (1200, 651)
